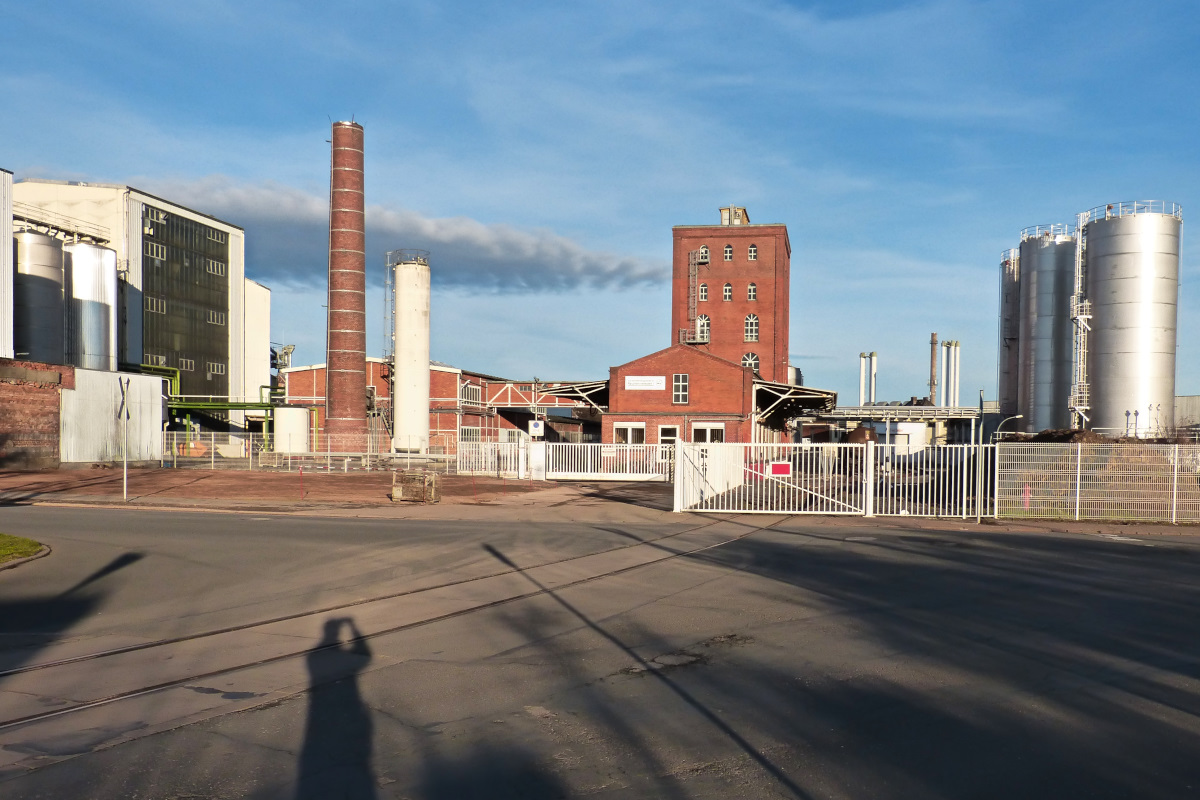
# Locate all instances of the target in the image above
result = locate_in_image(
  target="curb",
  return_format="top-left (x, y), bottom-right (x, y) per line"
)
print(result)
top-left (0, 544), bottom-right (51, 572)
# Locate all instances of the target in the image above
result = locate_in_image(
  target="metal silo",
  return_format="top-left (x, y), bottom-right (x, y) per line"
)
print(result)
top-left (1017, 225), bottom-right (1075, 432)
top-left (390, 249), bottom-right (431, 454)
top-left (13, 232), bottom-right (65, 364)
top-left (1083, 201), bottom-right (1182, 437)
top-left (63, 242), bottom-right (119, 371)
top-left (997, 248), bottom-right (1020, 416)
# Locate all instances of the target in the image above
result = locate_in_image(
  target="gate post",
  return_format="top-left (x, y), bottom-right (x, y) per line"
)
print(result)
top-left (863, 441), bottom-right (875, 517)
top-left (672, 443), bottom-right (684, 513)
top-left (1172, 444), bottom-right (1179, 524)
top-left (1074, 443), bottom-right (1082, 521)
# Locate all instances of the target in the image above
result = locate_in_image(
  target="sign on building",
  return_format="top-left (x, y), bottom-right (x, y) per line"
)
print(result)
top-left (624, 375), bottom-right (666, 391)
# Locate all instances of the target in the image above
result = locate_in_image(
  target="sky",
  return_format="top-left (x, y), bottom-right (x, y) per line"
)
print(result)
top-left (3, 0), bottom-right (1199, 402)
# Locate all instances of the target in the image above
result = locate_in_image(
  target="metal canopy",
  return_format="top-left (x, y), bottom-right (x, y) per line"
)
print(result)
top-left (754, 380), bottom-right (837, 429)
top-left (536, 380), bottom-right (610, 412)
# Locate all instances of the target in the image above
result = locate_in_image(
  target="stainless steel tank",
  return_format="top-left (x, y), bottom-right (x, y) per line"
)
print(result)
top-left (997, 248), bottom-right (1020, 416)
top-left (63, 242), bottom-right (119, 371)
top-left (1017, 226), bottom-right (1075, 432)
top-left (12, 232), bottom-right (65, 364)
top-left (1084, 201), bottom-right (1182, 437)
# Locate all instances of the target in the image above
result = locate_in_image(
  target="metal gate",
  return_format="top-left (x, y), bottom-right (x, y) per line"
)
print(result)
top-left (673, 443), bottom-right (868, 514)
top-left (546, 443), bottom-right (672, 481)
top-left (674, 442), bottom-right (995, 517)
top-left (457, 442), bottom-right (526, 478)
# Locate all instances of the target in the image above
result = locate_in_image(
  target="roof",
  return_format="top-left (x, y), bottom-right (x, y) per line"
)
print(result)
top-left (14, 178), bottom-right (244, 231)
top-left (755, 380), bottom-right (838, 430)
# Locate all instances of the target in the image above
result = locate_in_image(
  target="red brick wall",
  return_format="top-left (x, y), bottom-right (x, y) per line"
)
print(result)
top-left (670, 223), bottom-right (790, 384)
top-left (0, 359), bottom-right (75, 469)
top-left (605, 345), bottom-right (754, 443)
top-left (284, 361), bottom-right (390, 433)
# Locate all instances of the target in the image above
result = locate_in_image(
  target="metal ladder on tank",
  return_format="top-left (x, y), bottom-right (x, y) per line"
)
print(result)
top-left (1069, 211), bottom-right (1092, 427)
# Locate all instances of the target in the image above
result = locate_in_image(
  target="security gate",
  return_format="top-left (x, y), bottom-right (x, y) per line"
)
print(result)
top-left (457, 442), bottom-right (526, 478)
top-left (673, 442), bottom-right (995, 517)
top-left (546, 443), bottom-right (672, 481)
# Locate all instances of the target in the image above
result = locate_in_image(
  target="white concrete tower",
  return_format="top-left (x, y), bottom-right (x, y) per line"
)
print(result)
top-left (390, 249), bottom-right (431, 453)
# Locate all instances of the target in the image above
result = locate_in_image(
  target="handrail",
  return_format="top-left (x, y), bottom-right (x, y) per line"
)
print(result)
top-left (1020, 223), bottom-right (1075, 241)
top-left (1080, 200), bottom-right (1182, 225)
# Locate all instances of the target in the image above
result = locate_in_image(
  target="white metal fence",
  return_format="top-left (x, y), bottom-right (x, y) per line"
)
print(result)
top-left (997, 443), bottom-right (1200, 523)
top-left (457, 442), bottom-right (527, 478)
top-left (161, 432), bottom-right (452, 472)
top-left (673, 442), bottom-right (995, 517)
top-left (546, 443), bottom-right (673, 481)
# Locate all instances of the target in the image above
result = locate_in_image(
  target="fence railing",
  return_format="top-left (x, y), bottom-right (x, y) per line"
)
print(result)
top-left (457, 442), bottom-right (527, 478)
top-left (875, 443), bottom-right (994, 518)
top-left (997, 443), bottom-right (1200, 523)
top-left (546, 443), bottom-right (673, 481)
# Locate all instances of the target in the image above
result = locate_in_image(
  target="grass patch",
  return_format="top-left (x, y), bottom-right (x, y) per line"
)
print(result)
top-left (0, 533), bottom-right (43, 565)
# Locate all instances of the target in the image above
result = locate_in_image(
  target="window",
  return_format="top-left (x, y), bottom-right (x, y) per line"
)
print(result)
top-left (698, 245), bottom-right (710, 263)
top-left (145, 241), bottom-right (167, 260)
top-left (698, 283), bottom-right (708, 301)
top-left (460, 427), bottom-right (482, 443)
top-left (745, 314), bottom-right (759, 342)
top-left (206, 259), bottom-right (226, 276)
top-left (747, 282), bottom-right (757, 300)
top-left (178, 358), bottom-right (195, 372)
top-left (723, 283), bottom-right (732, 301)
top-left (144, 208), bottom-right (167, 224)
top-left (723, 244), bottom-right (733, 261)
top-left (207, 310), bottom-right (226, 325)
top-left (145, 295), bottom-right (166, 314)
top-left (742, 353), bottom-right (760, 371)
top-left (614, 424), bottom-right (646, 444)
top-left (208, 230), bottom-right (227, 244)
top-left (748, 244), bottom-right (758, 261)
top-left (673, 373), bottom-right (689, 404)
top-left (692, 423), bottom-right (725, 443)
top-left (143, 353), bottom-right (166, 366)
top-left (696, 315), bottom-right (710, 342)
top-left (206, 361), bottom-right (226, 376)
top-left (658, 426), bottom-right (679, 445)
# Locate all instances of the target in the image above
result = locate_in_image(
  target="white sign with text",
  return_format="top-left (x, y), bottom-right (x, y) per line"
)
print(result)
top-left (624, 375), bottom-right (666, 391)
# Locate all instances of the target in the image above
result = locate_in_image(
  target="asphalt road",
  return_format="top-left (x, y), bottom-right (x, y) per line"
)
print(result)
top-left (1, 506), bottom-right (1199, 799)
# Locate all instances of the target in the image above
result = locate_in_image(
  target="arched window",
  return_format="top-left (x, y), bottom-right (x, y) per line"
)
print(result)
top-left (748, 244), bottom-right (758, 261)
top-left (698, 245), bottom-right (710, 262)
top-left (741, 353), bottom-right (760, 371)
top-left (744, 314), bottom-right (759, 342)
top-left (747, 282), bottom-right (757, 301)
top-left (696, 315), bottom-right (710, 342)
top-left (723, 244), bottom-right (733, 261)
top-left (723, 283), bottom-right (733, 301)
top-left (698, 283), bottom-right (708, 301)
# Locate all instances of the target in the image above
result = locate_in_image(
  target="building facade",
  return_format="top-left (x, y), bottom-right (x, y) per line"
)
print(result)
top-left (670, 206), bottom-right (791, 383)
top-left (10, 180), bottom-right (268, 408)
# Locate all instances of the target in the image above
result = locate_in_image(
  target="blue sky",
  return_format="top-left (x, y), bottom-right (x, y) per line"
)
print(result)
top-left (3, 0), bottom-right (1198, 401)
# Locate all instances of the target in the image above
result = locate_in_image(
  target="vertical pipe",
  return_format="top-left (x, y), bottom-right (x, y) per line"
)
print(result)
top-left (955, 342), bottom-right (962, 407)
top-left (325, 120), bottom-right (368, 451)
top-left (858, 353), bottom-right (866, 406)
top-left (938, 343), bottom-right (947, 407)
top-left (929, 333), bottom-right (938, 405)
top-left (869, 352), bottom-right (877, 404)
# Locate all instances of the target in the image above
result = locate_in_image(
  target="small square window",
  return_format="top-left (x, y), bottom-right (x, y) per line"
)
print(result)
top-left (206, 361), bottom-right (226, 376)
top-left (206, 259), bottom-right (226, 276)
top-left (207, 310), bottom-right (226, 325)
top-left (179, 358), bottom-right (195, 372)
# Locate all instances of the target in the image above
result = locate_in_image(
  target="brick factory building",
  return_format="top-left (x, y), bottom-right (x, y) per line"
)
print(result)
top-left (548, 206), bottom-right (835, 443)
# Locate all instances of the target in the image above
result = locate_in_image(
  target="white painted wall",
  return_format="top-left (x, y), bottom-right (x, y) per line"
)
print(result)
top-left (60, 369), bottom-right (164, 462)
top-left (242, 278), bottom-right (271, 417)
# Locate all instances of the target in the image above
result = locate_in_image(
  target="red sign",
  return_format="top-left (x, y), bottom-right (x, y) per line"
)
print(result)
top-left (770, 461), bottom-right (792, 477)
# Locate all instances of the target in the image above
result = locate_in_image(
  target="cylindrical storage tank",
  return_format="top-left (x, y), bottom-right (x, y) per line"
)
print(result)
top-left (390, 249), bottom-right (431, 453)
top-left (273, 406), bottom-right (311, 453)
top-left (13, 232), bottom-right (66, 364)
top-left (63, 242), bottom-right (119, 371)
top-left (1084, 202), bottom-right (1182, 437)
top-left (1017, 226), bottom-right (1075, 432)
top-left (997, 249), bottom-right (1020, 416)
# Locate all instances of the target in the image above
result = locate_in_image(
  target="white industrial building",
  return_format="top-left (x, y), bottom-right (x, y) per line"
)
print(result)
top-left (11, 179), bottom-right (271, 426)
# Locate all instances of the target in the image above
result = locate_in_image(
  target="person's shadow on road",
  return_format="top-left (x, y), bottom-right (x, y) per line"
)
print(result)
top-left (295, 617), bottom-right (375, 800)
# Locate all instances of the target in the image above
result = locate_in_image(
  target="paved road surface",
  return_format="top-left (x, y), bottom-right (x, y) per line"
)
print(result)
top-left (1, 505), bottom-right (1199, 799)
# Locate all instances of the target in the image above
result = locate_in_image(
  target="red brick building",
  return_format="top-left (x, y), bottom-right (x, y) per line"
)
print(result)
top-left (560, 207), bottom-right (834, 444)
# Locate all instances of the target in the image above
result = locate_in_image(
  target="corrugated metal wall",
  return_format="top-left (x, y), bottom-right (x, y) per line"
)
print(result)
top-left (60, 369), bottom-right (163, 462)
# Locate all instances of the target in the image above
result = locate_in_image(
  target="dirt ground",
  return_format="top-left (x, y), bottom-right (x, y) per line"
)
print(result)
top-left (0, 467), bottom-right (546, 506)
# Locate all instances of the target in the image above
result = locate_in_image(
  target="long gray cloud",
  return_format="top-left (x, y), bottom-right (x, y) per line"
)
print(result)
top-left (142, 177), bottom-right (668, 291)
